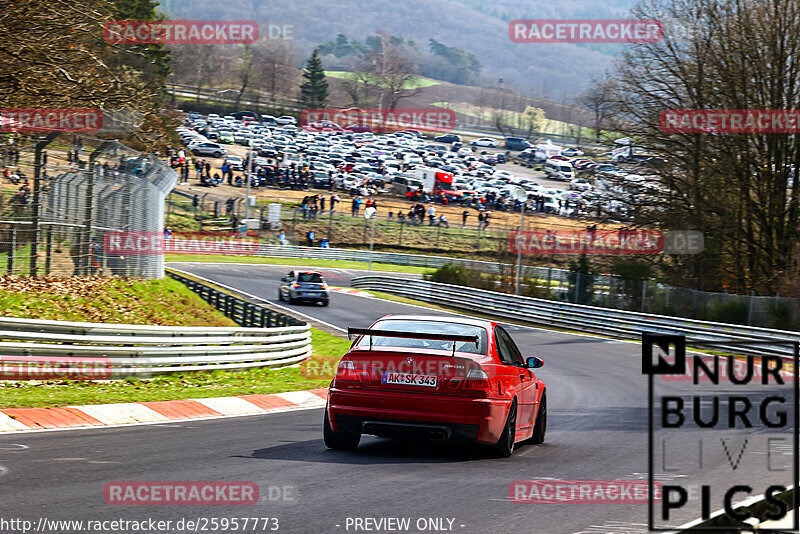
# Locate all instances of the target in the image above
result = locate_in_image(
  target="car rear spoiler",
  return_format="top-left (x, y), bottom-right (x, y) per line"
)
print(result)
top-left (347, 328), bottom-right (479, 356)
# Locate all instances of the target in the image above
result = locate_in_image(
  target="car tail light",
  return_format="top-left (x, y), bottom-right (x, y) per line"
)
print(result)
top-left (336, 360), bottom-right (358, 383)
top-left (462, 369), bottom-right (491, 392)
top-left (335, 360), bottom-right (369, 385)
top-left (447, 377), bottom-right (463, 389)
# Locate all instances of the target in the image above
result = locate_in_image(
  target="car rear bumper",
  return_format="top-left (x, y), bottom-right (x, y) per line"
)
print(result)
top-left (290, 291), bottom-right (329, 303)
top-left (327, 387), bottom-right (509, 445)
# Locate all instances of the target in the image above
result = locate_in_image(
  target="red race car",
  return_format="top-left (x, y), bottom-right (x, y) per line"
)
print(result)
top-left (324, 315), bottom-right (546, 457)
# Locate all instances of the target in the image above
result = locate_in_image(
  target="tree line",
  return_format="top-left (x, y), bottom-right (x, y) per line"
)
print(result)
top-left (589, 0), bottom-right (800, 297)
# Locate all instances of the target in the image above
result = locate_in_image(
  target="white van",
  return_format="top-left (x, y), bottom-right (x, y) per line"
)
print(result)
top-left (535, 141), bottom-right (563, 162)
top-left (544, 159), bottom-right (575, 181)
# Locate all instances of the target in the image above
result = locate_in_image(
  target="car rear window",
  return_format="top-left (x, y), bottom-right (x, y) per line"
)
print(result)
top-left (298, 273), bottom-right (323, 283)
top-left (355, 320), bottom-right (487, 355)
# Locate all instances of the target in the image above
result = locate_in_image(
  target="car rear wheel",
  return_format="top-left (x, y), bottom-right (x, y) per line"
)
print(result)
top-left (213, 152), bottom-right (222, 158)
top-left (323, 410), bottom-right (360, 451)
top-left (530, 393), bottom-right (547, 444)
top-left (492, 400), bottom-right (517, 458)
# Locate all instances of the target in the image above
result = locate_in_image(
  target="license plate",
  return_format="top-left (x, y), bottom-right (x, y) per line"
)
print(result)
top-left (382, 372), bottom-right (437, 388)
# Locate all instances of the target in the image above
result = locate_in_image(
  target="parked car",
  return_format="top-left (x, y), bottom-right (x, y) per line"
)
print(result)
top-left (434, 133), bottom-right (461, 144)
top-left (639, 156), bottom-right (669, 169)
top-left (470, 137), bottom-right (499, 148)
top-left (544, 159), bottom-right (575, 181)
top-left (505, 137), bottom-right (533, 151)
top-left (278, 270), bottom-right (329, 306)
top-left (232, 111), bottom-right (258, 122)
top-left (570, 178), bottom-right (591, 191)
top-left (591, 163), bottom-right (622, 174)
top-left (261, 115), bottom-right (278, 125)
top-left (572, 159), bottom-right (595, 170)
top-left (324, 315), bottom-right (546, 456)
top-left (561, 147), bottom-right (584, 158)
top-left (190, 142), bottom-right (226, 158)
top-left (224, 155), bottom-right (244, 170)
top-left (276, 115), bottom-right (298, 125)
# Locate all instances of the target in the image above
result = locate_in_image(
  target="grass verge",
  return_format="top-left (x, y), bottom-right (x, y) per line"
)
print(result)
top-left (0, 276), bottom-right (237, 326)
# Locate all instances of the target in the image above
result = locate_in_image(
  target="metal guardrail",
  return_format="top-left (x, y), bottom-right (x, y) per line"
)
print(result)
top-left (349, 276), bottom-right (800, 359)
top-left (167, 271), bottom-right (305, 328)
top-left (254, 244), bottom-right (573, 280)
top-left (0, 276), bottom-right (311, 379)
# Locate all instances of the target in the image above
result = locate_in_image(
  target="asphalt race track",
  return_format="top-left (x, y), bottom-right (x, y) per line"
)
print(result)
top-left (1, 262), bottom-right (794, 534)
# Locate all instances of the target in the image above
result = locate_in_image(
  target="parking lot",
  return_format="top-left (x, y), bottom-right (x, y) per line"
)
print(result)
top-left (173, 113), bottom-right (657, 230)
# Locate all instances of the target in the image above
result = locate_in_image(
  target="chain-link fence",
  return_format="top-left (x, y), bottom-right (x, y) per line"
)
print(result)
top-left (0, 133), bottom-right (176, 278)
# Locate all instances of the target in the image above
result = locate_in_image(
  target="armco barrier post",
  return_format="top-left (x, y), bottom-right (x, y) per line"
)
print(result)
top-left (29, 132), bottom-right (58, 277)
top-left (641, 280), bottom-right (648, 312)
top-left (7, 225), bottom-right (15, 273)
top-left (44, 227), bottom-right (52, 275)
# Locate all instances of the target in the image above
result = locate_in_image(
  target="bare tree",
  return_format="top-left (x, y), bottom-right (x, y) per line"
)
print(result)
top-left (362, 33), bottom-right (422, 111)
top-left (601, 0), bottom-right (800, 295)
top-left (233, 46), bottom-right (255, 108)
top-left (256, 39), bottom-right (298, 101)
top-left (0, 0), bottom-right (150, 110)
top-left (577, 79), bottom-right (615, 140)
top-left (339, 70), bottom-right (375, 107)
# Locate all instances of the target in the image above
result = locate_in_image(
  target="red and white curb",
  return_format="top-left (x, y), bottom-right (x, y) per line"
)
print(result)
top-left (329, 286), bottom-right (373, 298)
top-left (0, 388), bottom-right (328, 433)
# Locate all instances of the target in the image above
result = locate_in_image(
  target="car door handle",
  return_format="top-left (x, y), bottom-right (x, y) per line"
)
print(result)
top-left (519, 374), bottom-right (525, 380)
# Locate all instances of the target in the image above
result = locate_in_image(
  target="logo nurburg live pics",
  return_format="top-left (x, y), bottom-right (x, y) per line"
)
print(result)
top-left (642, 332), bottom-right (799, 531)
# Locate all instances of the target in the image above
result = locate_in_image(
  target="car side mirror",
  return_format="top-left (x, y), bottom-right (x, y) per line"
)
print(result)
top-left (526, 356), bottom-right (544, 369)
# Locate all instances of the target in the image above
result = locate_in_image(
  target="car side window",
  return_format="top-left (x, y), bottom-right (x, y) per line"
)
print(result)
top-left (495, 327), bottom-right (524, 366)
top-left (494, 327), bottom-right (515, 365)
